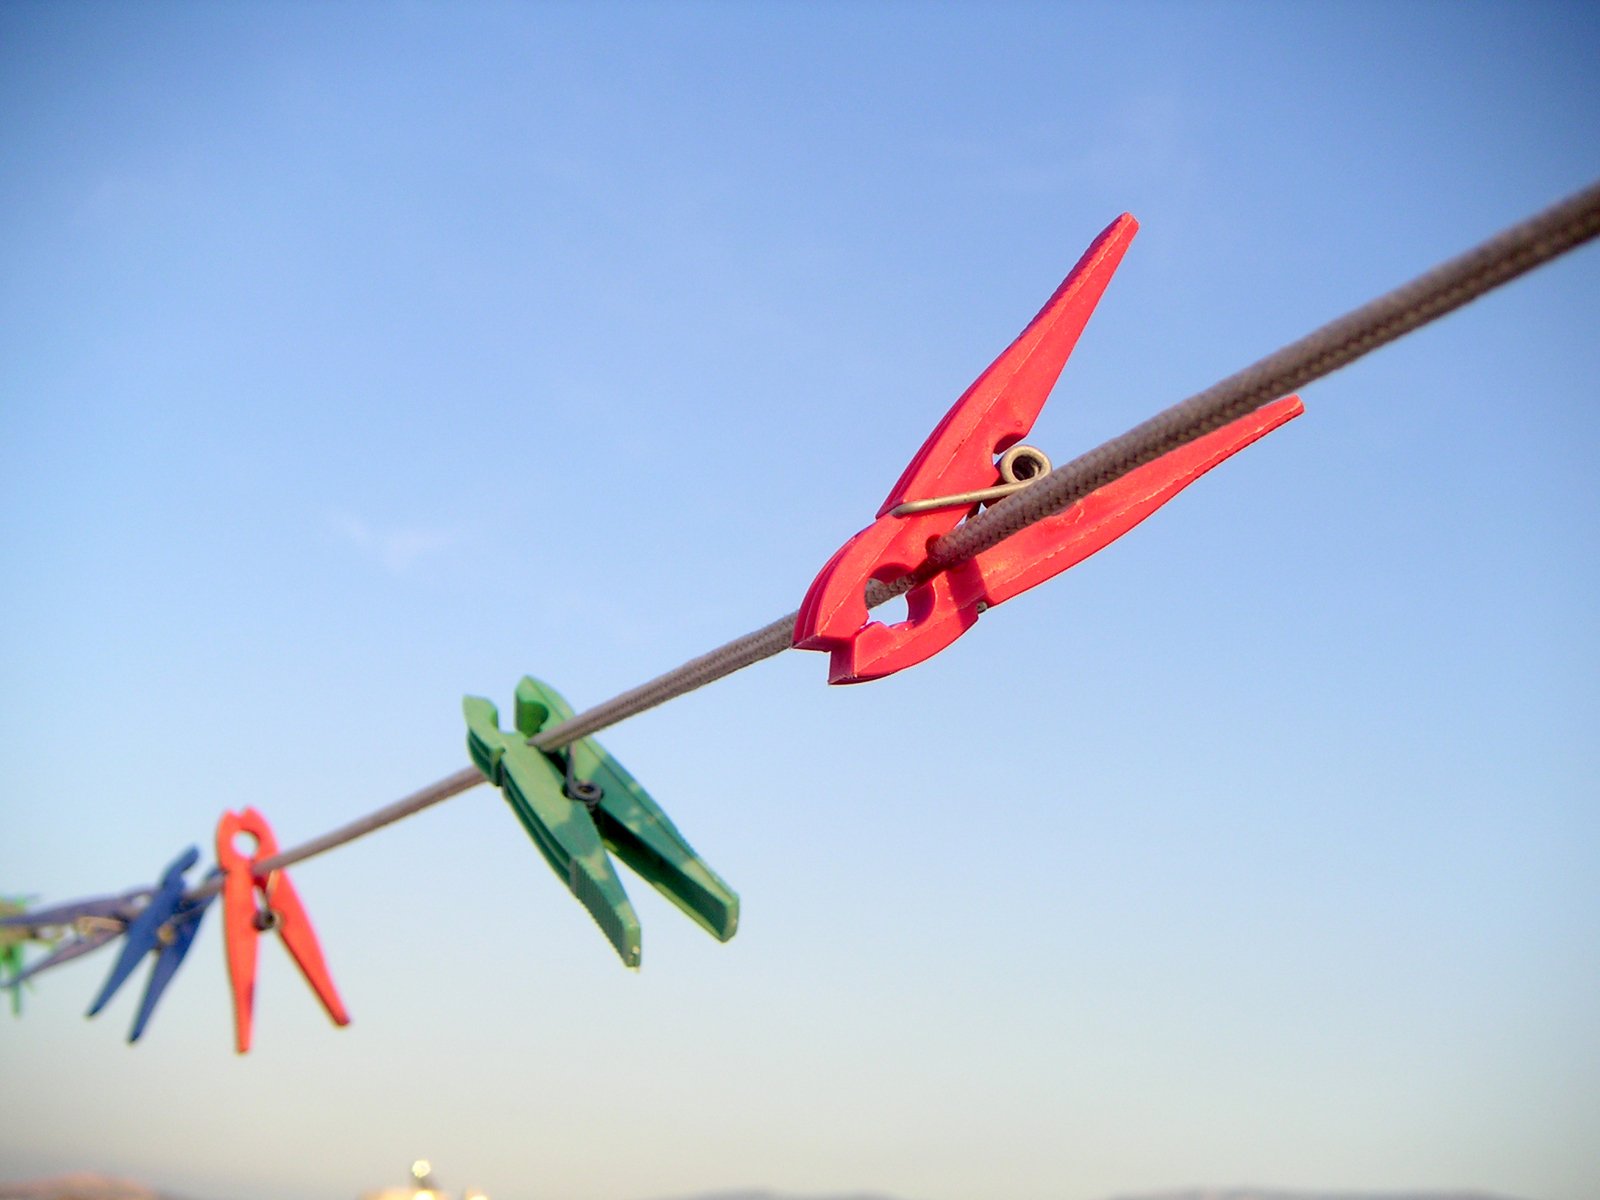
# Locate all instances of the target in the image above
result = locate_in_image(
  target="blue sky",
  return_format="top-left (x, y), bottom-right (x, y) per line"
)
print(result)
top-left (1, 4), bottom-right (1596, 1199)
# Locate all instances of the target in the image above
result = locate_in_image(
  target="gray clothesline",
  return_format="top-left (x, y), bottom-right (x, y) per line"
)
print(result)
top-left (7, 177), bottom-right (1598, 921)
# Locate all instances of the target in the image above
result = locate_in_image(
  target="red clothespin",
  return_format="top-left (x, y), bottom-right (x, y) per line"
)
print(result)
top-left (215, 807), bottom-right (349, 1054)
top-left (794, 214), bottom-right (1304, 683)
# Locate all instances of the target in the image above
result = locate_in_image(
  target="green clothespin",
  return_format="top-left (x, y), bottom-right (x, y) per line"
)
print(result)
top-left (1, 897), bottom-right (59, 1015)
top-left (464, 677), bottom-right (738, 967)
top-left (0, 900), bottom-right (23, 1014)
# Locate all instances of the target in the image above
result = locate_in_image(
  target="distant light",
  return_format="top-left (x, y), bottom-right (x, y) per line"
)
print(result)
top-left (411, 1160), bottom-right (433, 1181)
top-left (413, 1191), bottom-right (436, 1200)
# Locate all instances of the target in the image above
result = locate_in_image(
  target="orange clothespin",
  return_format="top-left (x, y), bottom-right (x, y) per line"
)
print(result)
top-left (794, 213), bottom-right (1303, 682)
top-left (215, 807), bottom-right (349, 1054)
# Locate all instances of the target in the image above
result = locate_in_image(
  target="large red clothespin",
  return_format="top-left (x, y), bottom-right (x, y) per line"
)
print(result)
top-left (794, 214), bottom-right (1304, 683)
top-left (216, 807), bottom-right (350, 1054)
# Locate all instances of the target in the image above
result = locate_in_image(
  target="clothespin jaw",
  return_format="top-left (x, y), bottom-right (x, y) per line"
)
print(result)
top-left (85, 847), bottom-right (216, 1043)
top-left (215, 808), bottom-right (349, 1055)
top-left (465, 676), bottom-right (738, 968)
top-left (794, 213), bottom-right (1303, 683)
top-left (1, 955), bottom-right (22, 1015)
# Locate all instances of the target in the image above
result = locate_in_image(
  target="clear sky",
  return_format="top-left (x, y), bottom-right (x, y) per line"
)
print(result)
top-left (1, 4), bottom-right (1596, 1200)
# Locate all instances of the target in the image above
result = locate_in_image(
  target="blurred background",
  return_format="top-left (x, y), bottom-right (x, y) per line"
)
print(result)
top-left (1, 3), bottom-right (1596, 1199)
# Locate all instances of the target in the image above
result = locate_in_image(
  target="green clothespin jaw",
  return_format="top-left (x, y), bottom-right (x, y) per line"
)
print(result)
top-left (1, 897), bottom-right (56, 1016)
top-left (0, 903), bottom-right (23, 1015)
top-left (465, 677), bottom-right (739, 968)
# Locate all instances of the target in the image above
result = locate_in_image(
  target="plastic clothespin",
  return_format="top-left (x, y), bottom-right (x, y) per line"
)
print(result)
top-left (85, 847), bottom-right (216, 1043)
top-left (7, 922), bottom-right (127, 991)
top-left (794, 213), bottom-right (1305, 683)
top-left (464, 676), bottom-right (738, 968)
top-left (215, 808), bottom-right (349, 1054)
top-left (0, 890), bottom-right (152, 998)
top-left (0, 889), bottom-right (153, 932)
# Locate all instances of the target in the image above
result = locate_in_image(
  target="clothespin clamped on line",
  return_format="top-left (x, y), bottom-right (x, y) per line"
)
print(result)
top-left (216, 808), bottom-right (349, 1054)
top-left (85, 847), bottom-right (216, 1043)
top-left (1, 890), bottom-right (152, 1000)
top-left (794, 213), bottom-right (1305, 683)
top-left (465, 676), bottom-right (738, 968)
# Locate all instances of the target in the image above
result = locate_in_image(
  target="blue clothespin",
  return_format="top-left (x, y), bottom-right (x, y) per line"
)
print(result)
top-left (86, 848), bottom-right (216, 1043)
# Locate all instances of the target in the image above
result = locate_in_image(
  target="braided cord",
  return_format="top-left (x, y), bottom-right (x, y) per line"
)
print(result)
top-left (195, 178), bottom-right (1600, 888)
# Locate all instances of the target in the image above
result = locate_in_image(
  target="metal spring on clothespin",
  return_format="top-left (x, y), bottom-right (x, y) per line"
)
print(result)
top-left (888, 444), bottom-right (1054, 516)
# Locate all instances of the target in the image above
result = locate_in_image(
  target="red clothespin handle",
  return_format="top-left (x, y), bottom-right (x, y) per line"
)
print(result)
top-left (794, 214), bottom-right (1303, 683)
top-left (216, 807), bottom-right (350, 1054)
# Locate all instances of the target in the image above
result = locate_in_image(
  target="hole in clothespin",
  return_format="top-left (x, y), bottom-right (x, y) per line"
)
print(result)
top-left (253, 909), bottom-right (279, 932)
top-left (230, 830), bottom-right (261, 859)
top-left (869, 580), bottom-right (911, 629)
